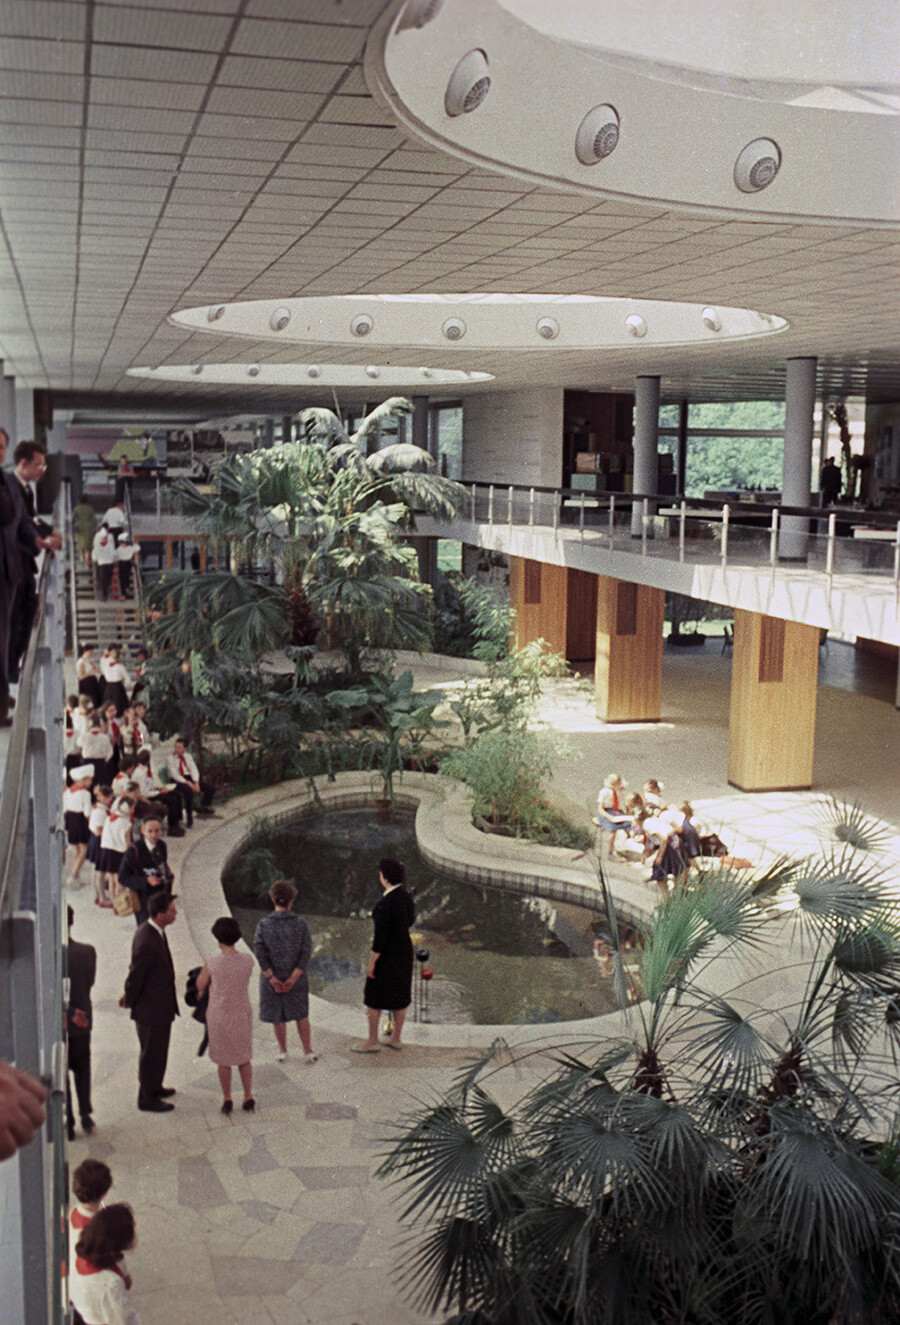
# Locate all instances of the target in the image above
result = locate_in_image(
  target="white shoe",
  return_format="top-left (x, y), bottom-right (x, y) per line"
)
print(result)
top-left (304, 1052), bottom-right (319, 1064)
top-left (277, 1051), bottom-right (287, 1062)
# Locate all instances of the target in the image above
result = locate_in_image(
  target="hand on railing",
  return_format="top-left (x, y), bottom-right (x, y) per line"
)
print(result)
top-left (0, 1060), bottom-right (47, 1162)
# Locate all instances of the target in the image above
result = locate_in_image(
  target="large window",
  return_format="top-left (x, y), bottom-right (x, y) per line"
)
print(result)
top-left (658, 401), bottom-right (786, 498)
top-left (432, 404), bottom-right (463, 479)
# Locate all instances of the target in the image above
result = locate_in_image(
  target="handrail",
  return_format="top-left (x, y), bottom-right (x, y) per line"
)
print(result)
top-left (122, 482), bottom-right (147, 652)
top-left (0, 551), bottom-right (53, 923)
top-left (62, 477), bottom-right (80, 663)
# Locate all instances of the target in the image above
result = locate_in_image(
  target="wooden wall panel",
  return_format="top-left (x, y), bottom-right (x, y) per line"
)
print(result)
top-left (509, 557), bottom-right (597, 661)
top-left (728, 608), bottom-right (819, 790)
top-left (594, 575), bottom-right (664, 721)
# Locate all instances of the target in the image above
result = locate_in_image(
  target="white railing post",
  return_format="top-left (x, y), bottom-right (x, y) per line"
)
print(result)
top-left (579, 493), bottom-right (586, 537)
top-left (641, 498), bottom-right (649, 555)
top-left (894, 521), bottom-right (900, 600)
top-left (528, 486), bottom-right (535, 526)
top-left (507, 485), bottom-right (514, 530)
top-left (826, 511), bottom-right (836, 587)
top-left (553, 490), bottom-right (559, 533)
top-left (607, 494), bottom-right (615, 548)
top-left (470, 482), bottom-right (476, 520)
top-left (488, 484), bottom-right (494, 526)
top-left (769, 508), bottom-right (779, 567)
top-left (678, 499), bottom-right (686, 563)
top-left (720, 504), bottom-right (729, 567)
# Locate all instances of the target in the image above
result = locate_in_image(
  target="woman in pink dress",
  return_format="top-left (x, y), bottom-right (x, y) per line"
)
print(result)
top-left (197, 917), bottom-right (255, 1114)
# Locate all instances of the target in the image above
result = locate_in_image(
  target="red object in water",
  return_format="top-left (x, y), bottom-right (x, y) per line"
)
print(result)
top-left (421, 968), bottom-right (434, 981)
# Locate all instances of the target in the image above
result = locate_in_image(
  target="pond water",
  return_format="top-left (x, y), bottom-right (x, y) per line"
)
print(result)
top-left (224, 808), bottom-right (640, 1026)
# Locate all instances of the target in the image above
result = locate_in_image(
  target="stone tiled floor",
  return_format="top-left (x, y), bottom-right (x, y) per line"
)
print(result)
top-left (66, 642), bottom-right (900, 1323)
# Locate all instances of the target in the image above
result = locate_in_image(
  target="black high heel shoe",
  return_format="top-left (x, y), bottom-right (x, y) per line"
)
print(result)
top-left (221, 1099), bottom-right (233, 1114)
top-left (242, 1098), bottom-right (255, 1112)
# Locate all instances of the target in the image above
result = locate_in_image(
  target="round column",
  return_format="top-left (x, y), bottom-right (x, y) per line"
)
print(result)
top-left (631, 375), bottom-right (660, 536)
top-left (779, 356), bottom-right (817, 559)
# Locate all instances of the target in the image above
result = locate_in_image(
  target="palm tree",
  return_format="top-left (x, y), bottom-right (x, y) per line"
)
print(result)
top-left (150, 398), bottom-right (467, 674)
top-left (378, 841), bottom-right (900, 1325)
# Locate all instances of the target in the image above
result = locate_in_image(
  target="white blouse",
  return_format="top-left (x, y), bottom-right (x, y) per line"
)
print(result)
top-left (70, 1263), bottom-right (140, 1325)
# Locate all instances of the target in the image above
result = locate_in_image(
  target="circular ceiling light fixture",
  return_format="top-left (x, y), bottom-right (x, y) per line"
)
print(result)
top-left (247, 364), bottom-right (261, 377)
top-left (395, 0), bottom-right (443, 32)
top-left (365, 365), bottom-right (380, 378)
top-left (207, 305), bottom-right (226, 323)
top-left (442, 316), bottom-right (467, 340)
top-left (270, 307), bottom-right (291, 332)
top-left (350, 313), bottom-right (374, 337)
top-left (536, 316), bottom-right (560, 340)
top-left (734, 138), bottom-right (782, 192)
top-left (701, 307), bottom-right (722, 331)
top-left (419, 366), bottom-right (433, 377)
top-left (307, 365), bottom-right (322, 378)
top-left (445, 49), bottom-right (490, 117)
top-left (191, 363), bottom-right (204, 375)
top-left (625, 314), bottom-right (647, 338)
top-left (575, 105), bottom-right (620, 165)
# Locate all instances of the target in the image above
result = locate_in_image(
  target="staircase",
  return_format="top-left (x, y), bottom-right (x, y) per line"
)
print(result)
top-left (73, 560), bottom-right (143, 659)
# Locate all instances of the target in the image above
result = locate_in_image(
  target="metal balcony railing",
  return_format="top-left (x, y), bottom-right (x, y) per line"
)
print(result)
top-left (461, 482), bottom-right (900, 596)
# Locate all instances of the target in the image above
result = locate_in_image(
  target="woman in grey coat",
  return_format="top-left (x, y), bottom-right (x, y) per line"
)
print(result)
top-left (253, 880), bottom-right (318, 1064)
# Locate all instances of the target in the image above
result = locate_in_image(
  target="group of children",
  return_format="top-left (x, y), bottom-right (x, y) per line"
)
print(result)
top-left (69, 1158), bottom-right (140, 1325)
top-left (594, 773), bottom-right (705, 889)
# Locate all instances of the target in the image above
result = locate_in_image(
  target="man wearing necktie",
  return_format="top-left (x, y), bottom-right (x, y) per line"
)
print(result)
top-left (119, 892), bottom-right (180, 1112)
top-left (165, 737), bottom-right (216, 828)
top-left (8, 440), bottom-right (62, 684)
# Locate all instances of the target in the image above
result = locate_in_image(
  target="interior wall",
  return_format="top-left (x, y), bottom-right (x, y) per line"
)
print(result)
top-left (462, 388), bottom-right (564, 488)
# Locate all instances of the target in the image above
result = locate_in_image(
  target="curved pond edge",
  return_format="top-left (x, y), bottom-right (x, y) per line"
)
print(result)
top-left (178, 770), bottom-right (657, 1050)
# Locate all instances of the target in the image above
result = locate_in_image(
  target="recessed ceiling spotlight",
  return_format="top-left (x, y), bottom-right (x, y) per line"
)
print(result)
top-left (536, 316), bottom-right (560, 340)
top-left (191, 363), bottom-right (204, 374)
top-left (734, 138), bottom-right (781, 193)
top-left (442, 317), bottom-right (466, 341)
top-left (445, 49), bottom-right (490, 117)
top-left (701, 307), bottom-right (722, 332)
top-left (351, 313), bottom-right (374, 337)
top-left (575, 105), bottom-right (620, 165)
top-left (419, 367), bottom-right (433, 377)
top-left (307, 365), bottom-right (322, 378)
top-left (625, 315), bottom-right (647, 338)
top-left (396, 0), bottom-right (443, 32)
top-left (207, 306), bottom-right (226, 322)
top-left (248, 364), bottom-right (261, 377)
top-left (270, 307), bottom-right (291, 332)
top-left (365, 365), bottom-right (380, 378)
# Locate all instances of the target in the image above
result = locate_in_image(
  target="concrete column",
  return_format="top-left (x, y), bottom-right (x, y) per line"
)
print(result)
top-left (779, 356), bottom-right (817, 559)
top-left (594, 574), bottom-right (664, 720)
top-left (262, 418), bottom-right (275, 448)
top-left (631, 375), bottom-right (660, 536)
top-left (728, 608), bottom-right (819, 789)
top-left (281, 415), bottom-right (293, 446)
top-left (15, 386), bottom-right (33, 443)
top-left (1, 375), bottom-right (15, 446)
top-left (411, 395), bottom-right (430, 453)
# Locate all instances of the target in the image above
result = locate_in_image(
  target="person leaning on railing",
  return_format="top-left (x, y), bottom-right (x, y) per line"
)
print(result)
top-left (0, 1059), bottom-right (47, 1162)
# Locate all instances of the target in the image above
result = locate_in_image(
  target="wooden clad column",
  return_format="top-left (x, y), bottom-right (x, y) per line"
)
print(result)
top-left (508, 556), bottom-right (598, 661)
top-left (728, 608), bottom-right (819, 789)
top-left (594, 574), bottom-right (664, 721)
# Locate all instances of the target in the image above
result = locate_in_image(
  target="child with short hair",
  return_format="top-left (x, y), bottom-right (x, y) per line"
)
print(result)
top-left (99, 790), bottom-right (135, 901)
top-left (69, 1158), bottom-right (114, 1271)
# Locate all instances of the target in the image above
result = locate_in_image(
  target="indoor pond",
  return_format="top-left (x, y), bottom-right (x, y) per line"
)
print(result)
top-left (223, 808), bottom-right (642, 1025)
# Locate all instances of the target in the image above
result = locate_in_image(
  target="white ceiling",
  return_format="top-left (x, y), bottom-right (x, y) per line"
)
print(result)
top-left (0, 0), bottom-right (898, 415)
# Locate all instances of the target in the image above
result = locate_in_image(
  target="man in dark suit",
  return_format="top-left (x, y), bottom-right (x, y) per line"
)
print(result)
top-left (0, 428), bottom-right (45, 725)
top-left (66, 905), bottom-right (97, 1141)
top-left (119, 891), bottom-right (179, 1112)
top-left (8, 439), bottom-right (62, 683)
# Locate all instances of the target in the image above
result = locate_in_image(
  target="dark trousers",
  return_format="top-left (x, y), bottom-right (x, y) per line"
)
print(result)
top-left (149, 790), bottom-right (182, 831)
top-left (175, 779), bottom-right (215, 824)
top-left (136, 1019), bottom-right (172, 1105)
top-left (97, 563), bottom-right (114, 600)
top-left (66, 1034), bottom-right (93, 1128)
top-left (8, 575), bottom-right (37, 683)
top-left (117, 561), bottom-right (133, 597)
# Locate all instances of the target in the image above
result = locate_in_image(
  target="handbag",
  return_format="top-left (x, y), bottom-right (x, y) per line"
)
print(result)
top-left (112, 888), bottom-right (138, 917)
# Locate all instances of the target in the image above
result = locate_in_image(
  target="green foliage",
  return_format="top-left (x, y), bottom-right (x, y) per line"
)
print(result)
top-left (822, 796), bottom-right (891, 854)
top-left (683, 401), bottom-right (786, 497)
top-left (380, 856), bottom-right (900, 1324)
top-left (324, 669), bottom-right (446, 800)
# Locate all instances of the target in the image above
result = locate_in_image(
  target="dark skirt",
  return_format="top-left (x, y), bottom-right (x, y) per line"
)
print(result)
top-left (87, 758), bottom-right (110, 789)
top-left (78, 675), bottom-right (102, 707)
top-left (87, 833), bottom-right (102, 867)
top-left (65, 811), bottom-right (90, 846)
top-left (98, 847), bottom-right (123, 874)
top-left (103, 680), bottom-right (129, 716)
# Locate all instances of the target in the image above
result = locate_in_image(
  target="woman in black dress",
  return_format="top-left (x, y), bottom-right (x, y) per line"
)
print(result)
top-left (352, 857), bottom-right (415, 1053)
